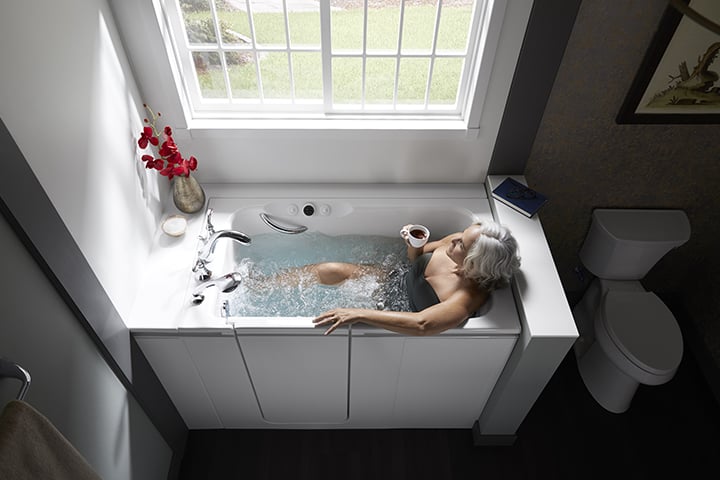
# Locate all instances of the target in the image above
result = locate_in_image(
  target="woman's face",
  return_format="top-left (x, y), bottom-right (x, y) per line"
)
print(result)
top-left (446, 225), bottom-right (483, 265)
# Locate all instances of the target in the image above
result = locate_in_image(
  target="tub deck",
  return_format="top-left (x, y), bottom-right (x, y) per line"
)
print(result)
top-left (130, 183), bottom-right (520, 334)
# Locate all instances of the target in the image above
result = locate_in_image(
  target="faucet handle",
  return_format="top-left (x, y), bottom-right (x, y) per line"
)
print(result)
top-left (192, 259), bottom-right (212, 281)
top-left (198, 208), bottom-right (216, 243)
top-left (205, 208), bottom-right (216, 235)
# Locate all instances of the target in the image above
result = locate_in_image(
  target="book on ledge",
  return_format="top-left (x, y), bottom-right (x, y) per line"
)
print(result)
top-left (491, 177), bottom-right (548, 218)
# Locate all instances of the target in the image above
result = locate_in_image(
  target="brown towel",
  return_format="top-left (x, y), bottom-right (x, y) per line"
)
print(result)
top-left (0, 400), bottom-right (101, 480)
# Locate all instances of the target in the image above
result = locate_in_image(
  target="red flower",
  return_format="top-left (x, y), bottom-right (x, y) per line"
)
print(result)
top-left (159, 164), bottom-right (175, 180)
top-left (171, 157), bottom-right (197, 178)
top-left (173, 165), bottom-right (188, 178)
top-left (159, 137), bottom-right (182, 165)
top-left (137, 126), bottom-right (158, 149)
top-left (139, 154), bottom-right (162, 170)
top-left (137, 104), bottom-right (199, 181)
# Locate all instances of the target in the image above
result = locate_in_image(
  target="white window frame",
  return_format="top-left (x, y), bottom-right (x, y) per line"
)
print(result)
top-left (154, 0), bottom-right (505, 127)
top-left (163, 0), bottom-right (486, 119)
top-left (112, 0), bottom-right (533, 144)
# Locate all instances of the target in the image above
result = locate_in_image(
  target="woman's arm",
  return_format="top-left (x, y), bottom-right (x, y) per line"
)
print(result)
top-left (406, 244), bottom-right (425, 262)
top-left (313, 290), bottom-right (478, 336)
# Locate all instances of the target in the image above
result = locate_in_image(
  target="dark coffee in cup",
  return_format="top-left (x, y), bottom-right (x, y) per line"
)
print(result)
top-left (410, 229), bottom-right (427, 239)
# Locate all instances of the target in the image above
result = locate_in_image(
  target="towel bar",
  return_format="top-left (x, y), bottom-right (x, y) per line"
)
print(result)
top-left (0, 358), bottom-right (31, 401)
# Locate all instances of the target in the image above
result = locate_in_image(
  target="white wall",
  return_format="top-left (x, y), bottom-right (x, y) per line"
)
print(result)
top-left (0, 0), bottom-right (166, 322)
top-left (176, 130), bottom-right (492, 183)
top-left (0, 215), bottom-right (171, 479)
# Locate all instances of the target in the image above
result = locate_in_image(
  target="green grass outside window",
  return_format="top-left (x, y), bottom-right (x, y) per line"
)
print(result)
top-left (188, 6), bottom-right (472, 103)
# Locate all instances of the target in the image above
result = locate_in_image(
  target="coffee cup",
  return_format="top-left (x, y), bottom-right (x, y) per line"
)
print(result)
top-left (401, 224), bottom-right (430, 248)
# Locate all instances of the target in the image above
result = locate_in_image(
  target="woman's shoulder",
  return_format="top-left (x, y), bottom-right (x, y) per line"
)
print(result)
top-left (448, 282), bottom-right (489, 310)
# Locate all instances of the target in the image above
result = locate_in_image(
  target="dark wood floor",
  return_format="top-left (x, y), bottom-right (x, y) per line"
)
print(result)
top-left (179, 299), bottom-right (720, 479)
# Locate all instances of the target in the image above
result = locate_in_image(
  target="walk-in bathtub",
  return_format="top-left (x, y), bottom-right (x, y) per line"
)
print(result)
top-left (133, 184), bottom-right (554, 432)
top-left (131, 181), bottom-right (576, 439)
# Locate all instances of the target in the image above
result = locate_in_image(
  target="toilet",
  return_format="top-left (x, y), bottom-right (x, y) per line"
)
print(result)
top-left (572, 209), bottom-right (690, 413)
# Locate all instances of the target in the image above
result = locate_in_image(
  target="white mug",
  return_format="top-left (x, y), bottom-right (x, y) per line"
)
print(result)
top-left (401, 224), bottom-right (430, 248)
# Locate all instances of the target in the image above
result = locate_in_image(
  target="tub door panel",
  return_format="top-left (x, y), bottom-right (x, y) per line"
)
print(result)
top-left (235, 333), bottom-right (350, 424)
top-left (182, 335), bottom-right (263, 427)
top-left (135, 335), bottom-right (221, 429)
top-left (349, 336), bottom-right (404, 426)
top-left (393, 337), bottom-right (517, 427)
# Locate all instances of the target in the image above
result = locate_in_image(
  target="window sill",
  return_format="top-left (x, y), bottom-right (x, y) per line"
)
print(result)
top-left (184, 118), bottom-right (480, 140)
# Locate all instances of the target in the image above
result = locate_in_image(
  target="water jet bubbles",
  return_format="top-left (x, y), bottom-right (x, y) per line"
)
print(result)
top-left (226, 233), bottom-right (411, 316)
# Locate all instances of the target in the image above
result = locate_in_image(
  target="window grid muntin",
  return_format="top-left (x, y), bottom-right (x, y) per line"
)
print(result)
top-left (424, 0), bottom-right (444, 107)
top-left (166, 0), bottom-right (481, 117)
top-left (393, 0), bottom-right (407, 109)
top-left (278, 0), bottom-right (296, 101)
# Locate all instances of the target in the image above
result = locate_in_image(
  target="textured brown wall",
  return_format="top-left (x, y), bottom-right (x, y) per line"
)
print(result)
top-left (524, 1), bottom-right (720, 364)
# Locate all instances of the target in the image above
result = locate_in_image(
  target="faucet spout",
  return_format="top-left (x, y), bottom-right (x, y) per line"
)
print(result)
top-left (193, 230), bottom-right (251, 280)
top-left (191, 272), bottom-right (242, 305)
top-left (198, 230), bottom-right (252, 264)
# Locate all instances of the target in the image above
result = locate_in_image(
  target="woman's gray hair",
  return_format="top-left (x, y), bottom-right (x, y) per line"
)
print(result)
top-left (463, 221), bottom-right (521, 290)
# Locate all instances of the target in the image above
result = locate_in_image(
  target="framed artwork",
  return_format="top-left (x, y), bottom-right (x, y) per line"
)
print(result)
top-left (617, 0), bottom-right (720, 124)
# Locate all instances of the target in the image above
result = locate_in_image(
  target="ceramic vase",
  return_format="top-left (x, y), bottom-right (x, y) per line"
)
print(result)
top-left (173, 174), bottom-right (205, 214)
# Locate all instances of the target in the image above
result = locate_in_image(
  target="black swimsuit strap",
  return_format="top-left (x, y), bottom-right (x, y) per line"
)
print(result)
top-left (405, 252), bottom-right (441, 312)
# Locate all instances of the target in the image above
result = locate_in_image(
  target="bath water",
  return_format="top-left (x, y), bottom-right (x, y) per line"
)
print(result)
top-left (227, 232), bottom-right (412, 317)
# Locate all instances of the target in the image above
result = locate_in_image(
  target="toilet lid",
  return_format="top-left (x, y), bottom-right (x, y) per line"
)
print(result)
top-left (601, 291), bottom-right (683, 376)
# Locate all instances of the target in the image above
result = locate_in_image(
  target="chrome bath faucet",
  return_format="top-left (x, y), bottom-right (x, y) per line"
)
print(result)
top-left (193, 208), bottom-right (252, 281)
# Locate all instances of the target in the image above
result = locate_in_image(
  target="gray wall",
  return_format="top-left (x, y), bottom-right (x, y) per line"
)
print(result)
top-left (523, 0), bottom-right (720, 365)
top-left (0, 214), bottom-right (172, 479)
top-left (1, 0), bottom-right (187, 471)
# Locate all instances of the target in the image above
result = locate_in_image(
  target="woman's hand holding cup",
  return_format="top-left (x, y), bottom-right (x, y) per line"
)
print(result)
top-left (400, 224), bottom-right (430, 248)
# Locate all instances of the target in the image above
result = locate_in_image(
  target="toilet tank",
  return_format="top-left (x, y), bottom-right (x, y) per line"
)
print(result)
top-left (579, 209), bottom-right (690, 280)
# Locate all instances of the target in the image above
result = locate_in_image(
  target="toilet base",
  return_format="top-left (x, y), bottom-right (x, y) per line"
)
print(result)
top-left (577, 341), bottom-right (639, 414)
top-left (572, 278), bottom-right (681, 413)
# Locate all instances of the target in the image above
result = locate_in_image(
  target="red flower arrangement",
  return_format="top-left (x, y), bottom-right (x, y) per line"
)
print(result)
top-left (137, 104), bottom-right (198, 180)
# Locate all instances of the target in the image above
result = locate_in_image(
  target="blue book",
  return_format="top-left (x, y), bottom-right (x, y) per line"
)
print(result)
top-left (491, 177), bottom-right (548, 218)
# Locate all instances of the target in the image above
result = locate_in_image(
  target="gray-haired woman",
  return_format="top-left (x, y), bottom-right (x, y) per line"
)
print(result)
top-left (311, 221), bottom-right (521, 335)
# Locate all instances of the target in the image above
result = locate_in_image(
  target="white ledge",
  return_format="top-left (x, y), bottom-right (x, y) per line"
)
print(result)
top-left (183, 118), bottom-right (479, 140)
top-left (476, 175), bottom-right (578, 437)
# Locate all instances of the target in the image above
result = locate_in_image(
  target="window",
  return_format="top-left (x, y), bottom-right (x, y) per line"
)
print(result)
top-left (163, 0), bottom-right (489, 119)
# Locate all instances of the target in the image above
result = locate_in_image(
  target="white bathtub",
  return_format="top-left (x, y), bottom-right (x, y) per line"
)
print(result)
top-left (201, 186), bottom-right (521, 334)
top-left (137, 185), bottom-right (520, 428)
top-left (131, 181), bottom-right (576, 438)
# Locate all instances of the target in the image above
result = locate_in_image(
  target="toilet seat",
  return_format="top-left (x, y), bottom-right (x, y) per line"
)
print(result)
top-left (599, 291), bottom-right (683, 377)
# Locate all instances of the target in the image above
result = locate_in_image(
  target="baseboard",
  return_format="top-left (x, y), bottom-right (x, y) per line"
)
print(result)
top-left (471, 420), bottom-right (517, 446)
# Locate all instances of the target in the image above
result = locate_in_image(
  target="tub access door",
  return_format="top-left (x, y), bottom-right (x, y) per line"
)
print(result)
top-left (235, 329), bottom-right (350, 424)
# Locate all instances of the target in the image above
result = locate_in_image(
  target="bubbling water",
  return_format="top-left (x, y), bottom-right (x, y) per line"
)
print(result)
top-left (227, 232), bottom-right (412, 317)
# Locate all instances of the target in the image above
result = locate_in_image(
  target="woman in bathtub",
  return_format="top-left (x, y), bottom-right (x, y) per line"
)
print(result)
top-left (310, 221), bottom-right (520, 336)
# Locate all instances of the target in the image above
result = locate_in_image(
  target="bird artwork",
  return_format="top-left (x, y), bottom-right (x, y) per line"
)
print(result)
top-left (646, 41), bottom-right (720, 108)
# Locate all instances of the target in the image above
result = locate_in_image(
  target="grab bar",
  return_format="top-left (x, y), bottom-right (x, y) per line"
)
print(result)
top-left (259, 213), bottom-right (307, 234)
top-left (0, 358), bottom-right (31, 401)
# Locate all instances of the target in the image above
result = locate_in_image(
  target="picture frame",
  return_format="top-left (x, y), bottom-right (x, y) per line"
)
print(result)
top-left (616, 0), bottom-right (720, 124)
